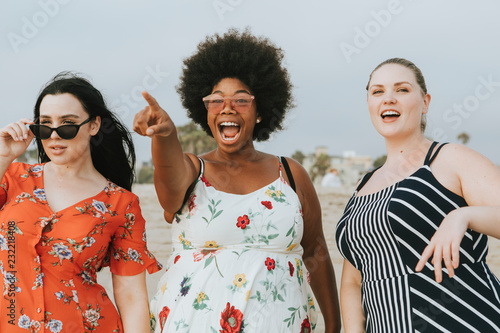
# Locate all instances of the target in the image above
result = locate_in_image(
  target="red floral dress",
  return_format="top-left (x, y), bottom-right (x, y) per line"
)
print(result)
top-left (150, 158), bottom-right (317, 332)
top-left (0, 163), bottom-right (162, 332)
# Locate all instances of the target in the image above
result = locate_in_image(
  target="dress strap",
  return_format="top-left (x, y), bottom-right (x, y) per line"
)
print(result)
top-left (356, 167), bottom-right (379, 192)
top-left (177, 158), bottom-right (203, 214)
top-left (424, 142), bottom-right (448, 165)
top-left (279, 156), bottom-right (296, 192)
top-left (198, 157), bottom-right (205, 175)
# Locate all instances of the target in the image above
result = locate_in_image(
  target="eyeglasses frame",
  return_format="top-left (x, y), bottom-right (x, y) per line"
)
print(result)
top-left (202, 94), bottom-right (255, 114)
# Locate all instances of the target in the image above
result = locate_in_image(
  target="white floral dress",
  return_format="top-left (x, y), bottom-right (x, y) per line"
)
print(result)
top-left (150, 157), bottom-right (317, 332)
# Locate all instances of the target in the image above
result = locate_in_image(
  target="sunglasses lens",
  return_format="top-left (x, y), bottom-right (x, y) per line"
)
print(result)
top-left (29, 125), bottom-right (50, 139)
top-left (57, 126), bottom-right (78, 140)
top-left (29, 124), bottom-right (79, 140)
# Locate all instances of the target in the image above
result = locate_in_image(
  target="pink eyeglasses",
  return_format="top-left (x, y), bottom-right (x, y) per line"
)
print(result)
top-left (202, 93), bottom-right (255, 114)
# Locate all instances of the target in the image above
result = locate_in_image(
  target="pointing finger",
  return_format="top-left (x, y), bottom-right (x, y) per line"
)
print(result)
top-left (142, 91), bottom-right (160, 109)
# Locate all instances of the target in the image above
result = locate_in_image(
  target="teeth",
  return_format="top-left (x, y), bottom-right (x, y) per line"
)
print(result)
top-left (382, 111), bottom-right (400, 117)
top-left (220, 122), bottom-right (239, 127)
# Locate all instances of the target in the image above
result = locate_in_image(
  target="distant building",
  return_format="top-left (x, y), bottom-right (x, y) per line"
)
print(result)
top-left (302, 147), bottom-right (372, 188)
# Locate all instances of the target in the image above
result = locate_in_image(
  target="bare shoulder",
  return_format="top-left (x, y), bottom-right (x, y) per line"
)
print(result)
top-left (281, 156), bottom-right (311, 183)
top-left (437, 143), bottom-right (500, 205)
top-left (281, 156), bottom-right (316, 205)
top-left (185, 152), bottom-right (201, 172)
top-left (439, 143), bottom-right (498, 172)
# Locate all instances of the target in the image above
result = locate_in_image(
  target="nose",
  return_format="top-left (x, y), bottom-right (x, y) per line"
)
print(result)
top-left (383, 91), bottom-right (396, 104)
top-left (49, 127), bottom-right (62, 139)
top-left (219, 99), bottom-right (236, 114)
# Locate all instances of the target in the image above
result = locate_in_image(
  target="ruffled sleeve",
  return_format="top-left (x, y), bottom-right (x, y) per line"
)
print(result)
top-left (106, 194), bottom-right (162, 275)
top-left (0, 162), bottom-right (23, 207)
top-left (0, 173), bottom-right (8, 207)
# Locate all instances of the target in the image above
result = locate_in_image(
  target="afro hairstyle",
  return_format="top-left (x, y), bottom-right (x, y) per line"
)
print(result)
top-left (176, 28), bottom-right (293, 142)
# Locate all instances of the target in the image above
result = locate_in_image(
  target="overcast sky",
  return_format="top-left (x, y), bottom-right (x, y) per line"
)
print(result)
top-left (2, 0), bottom-right (500, 166)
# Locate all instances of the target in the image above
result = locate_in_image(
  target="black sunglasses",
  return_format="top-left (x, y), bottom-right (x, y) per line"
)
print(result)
top-left (29, 118), bottom-right (93, 140)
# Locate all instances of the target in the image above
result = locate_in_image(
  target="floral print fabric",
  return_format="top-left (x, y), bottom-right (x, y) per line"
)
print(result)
top-left (150, 158), bottom-right (317, 332)
top-left (0, 163), bottom-right (161, 332)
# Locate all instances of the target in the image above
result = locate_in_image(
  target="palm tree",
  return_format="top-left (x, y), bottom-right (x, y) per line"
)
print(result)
top-left (457, 132), bottom-right (470, 145)
top-left (373, 155), bottom-right (387, 168)
top-left (177, 121), bottom-right (217, 155)
top-left (291, 150), bottom-right (306, 164)
top-left (309, 153), bottom-right (330, 181)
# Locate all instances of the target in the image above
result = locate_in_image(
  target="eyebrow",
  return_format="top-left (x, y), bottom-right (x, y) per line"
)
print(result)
top-left (211, 89), bottom-right (251, 95)
top-left (39, 114), bottom-right (82, 119)
top-left (369, 81), bottom-right (413, 89)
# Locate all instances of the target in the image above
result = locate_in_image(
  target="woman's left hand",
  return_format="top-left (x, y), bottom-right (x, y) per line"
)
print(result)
top-left (415, 208), bottom-right (469, 282)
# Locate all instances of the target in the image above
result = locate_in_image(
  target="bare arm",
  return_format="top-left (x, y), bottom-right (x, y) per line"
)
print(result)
top-left (458, 144), bottom-right (500, 238)
top-left (340, 260), bottom-right (365, 333)
top-left (291, 159), bottom-right (341, 333)
top-left (133, 92), bottom-right (199, 214)
top-left (416, 144), bottom-right (500, 281)
top-left (112, 271), bottom-right (150, 333)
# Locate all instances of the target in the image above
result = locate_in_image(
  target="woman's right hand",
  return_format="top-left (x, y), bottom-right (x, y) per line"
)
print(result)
top-left (0, 119), bottom-right (34, 163)
top-left (133, 91), bottom-right (175, 137)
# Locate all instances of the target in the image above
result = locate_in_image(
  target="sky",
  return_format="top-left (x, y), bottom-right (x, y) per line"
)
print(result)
top-left (2, 0), bottom-right (500, 166)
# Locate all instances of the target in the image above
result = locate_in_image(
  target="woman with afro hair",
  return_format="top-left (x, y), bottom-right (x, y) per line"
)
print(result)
top-left (134, 28), bottom-right (340, 332)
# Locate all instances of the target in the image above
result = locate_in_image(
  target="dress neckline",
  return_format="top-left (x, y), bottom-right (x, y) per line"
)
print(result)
top-left (204, 176), bottom-right (283, 197)
top-left (354, 165), bottom-right (424, 199)
top-left (197, 156), bottom-right (292, 197)
top-left (39, 163), bottom-right (110, 214)
top-left (355, 142), bottom-right (445, 198)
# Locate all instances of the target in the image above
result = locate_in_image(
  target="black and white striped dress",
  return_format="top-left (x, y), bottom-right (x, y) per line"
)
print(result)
top-left (336, 142), bottom-right (500, 332)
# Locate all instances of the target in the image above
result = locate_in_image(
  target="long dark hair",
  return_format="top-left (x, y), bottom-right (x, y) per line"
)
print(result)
top-left (33, 72), bottom-right (136, 190)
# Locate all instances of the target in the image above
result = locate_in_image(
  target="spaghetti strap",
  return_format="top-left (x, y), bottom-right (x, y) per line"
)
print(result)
top-left (280, 156), bottom-right (296, 192)
top-left (356, 167), bottom-right (379, 191)
top-left (198, 157), bottom-right (205, 175)
top-left (423, 141), bottom-right (439, 165)
top-left (425, 142), bottom-right (449, 165)
top-left (177, 157), bottom-right (203, 214)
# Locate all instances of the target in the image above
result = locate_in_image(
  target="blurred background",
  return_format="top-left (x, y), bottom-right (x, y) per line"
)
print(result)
top-left (2, 0), bottom-right (499, 182)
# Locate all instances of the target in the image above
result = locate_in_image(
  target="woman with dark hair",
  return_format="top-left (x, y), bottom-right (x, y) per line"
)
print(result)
top-left (336, 58), bottom-right (500, 332)
top-left (134, 29), bottom-right (341, 332)
top-left (0, 72), bottom-right (161, 332)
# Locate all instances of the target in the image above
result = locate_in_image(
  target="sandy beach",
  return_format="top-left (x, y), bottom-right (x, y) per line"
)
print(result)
top-left (97, 184), bottom-right (500, 332)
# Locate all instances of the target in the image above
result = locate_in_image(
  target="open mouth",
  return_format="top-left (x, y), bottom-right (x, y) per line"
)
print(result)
top-left (219, 121), bottom-right (241, 142)
top-left (381, 110), bottom-right (400, 119)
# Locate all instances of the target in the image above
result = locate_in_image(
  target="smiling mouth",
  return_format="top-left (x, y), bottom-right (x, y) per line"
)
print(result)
top-left (219, 121), bottom-right (241, 141)
top-left (381, 111), bottom-right (400, 119)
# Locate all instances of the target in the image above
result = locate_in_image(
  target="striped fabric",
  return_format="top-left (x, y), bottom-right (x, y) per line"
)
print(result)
top-left (336, 142), bottom-right (500, 332)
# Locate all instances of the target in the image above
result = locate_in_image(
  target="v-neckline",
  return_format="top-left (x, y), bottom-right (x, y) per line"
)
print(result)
top-left (40, 163), bottom-right (109, 215)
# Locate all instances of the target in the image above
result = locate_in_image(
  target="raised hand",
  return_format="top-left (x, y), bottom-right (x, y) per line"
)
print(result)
top-left (415, 209), bottom-right (469, 282)
top-left (133, 91), bottom-right (175, 137)
top-left (0, 119), bottom-right (34, 162)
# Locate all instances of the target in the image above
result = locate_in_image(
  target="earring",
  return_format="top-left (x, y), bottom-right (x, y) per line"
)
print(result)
top-left (256, 118), bottom-right (261, 124)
